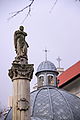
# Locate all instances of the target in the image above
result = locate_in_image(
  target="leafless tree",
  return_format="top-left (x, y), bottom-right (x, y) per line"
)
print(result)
top-left (8, 0), bottom-right (80, 21)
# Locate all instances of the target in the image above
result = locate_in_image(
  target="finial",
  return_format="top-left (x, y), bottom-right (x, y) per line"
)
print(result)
top-left (43, 48), bottom-right (48, 61)
top-left (57, 57), bottom-right (61, 68)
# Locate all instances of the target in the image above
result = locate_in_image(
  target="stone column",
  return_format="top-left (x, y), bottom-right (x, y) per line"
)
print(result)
top-left (8, 57), bottom-right (34, 120)
top-left (8, 26), bottom-right (34, 120)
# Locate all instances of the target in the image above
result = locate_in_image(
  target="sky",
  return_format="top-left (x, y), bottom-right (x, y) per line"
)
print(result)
top-left (0, 0), bottom-right (80, 107)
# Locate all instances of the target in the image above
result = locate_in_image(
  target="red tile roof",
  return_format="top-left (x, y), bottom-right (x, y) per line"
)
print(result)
top-left (58, 61), bottom-right (80, 87)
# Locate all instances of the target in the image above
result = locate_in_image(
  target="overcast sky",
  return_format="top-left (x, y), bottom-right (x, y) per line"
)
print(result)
top-left (0, 0), bottom-right (80, 106)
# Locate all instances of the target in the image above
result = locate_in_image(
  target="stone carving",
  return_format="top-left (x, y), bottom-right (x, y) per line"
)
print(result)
top-left (8, 68), bottom-right (14, 79)
top-left (8, 63), bottom-right (34, 81)
top-left (14, 26), bottom-right (29, 59)
top-left (17, 98), bottom-right (29, 111)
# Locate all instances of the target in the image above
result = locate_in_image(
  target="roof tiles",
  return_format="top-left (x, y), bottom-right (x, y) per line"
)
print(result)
top-left (58, 61), bottom-right (80, 87)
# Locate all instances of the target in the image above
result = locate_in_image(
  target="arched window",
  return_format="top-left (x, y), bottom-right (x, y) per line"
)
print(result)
top-left (38, 75), bottom-right (44, 87)
top-left (47, 74), bottom-right (54, 85)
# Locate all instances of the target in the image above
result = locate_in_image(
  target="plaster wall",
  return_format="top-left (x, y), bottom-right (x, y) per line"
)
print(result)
top-left (62, 77), bottom-right (80, 98)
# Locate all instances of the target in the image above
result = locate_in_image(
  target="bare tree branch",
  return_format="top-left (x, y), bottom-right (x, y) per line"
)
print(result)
top-left (49, 0), bottom-right (58, 13)
top-left (21, 5), bottom-right (31, 23)
top-left (8, 0), bottom-right (34, 20)
top-left (76, 0), bottom-right (80, 1)
top-left (8, 0), bottom-right (80, 21)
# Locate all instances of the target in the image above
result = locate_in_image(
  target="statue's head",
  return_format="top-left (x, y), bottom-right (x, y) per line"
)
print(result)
top-left (19, 26), bottom-right (24, 31)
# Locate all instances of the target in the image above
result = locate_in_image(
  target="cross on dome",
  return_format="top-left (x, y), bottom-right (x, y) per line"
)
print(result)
top-left (44, 49), bottom-right (49, 61)
top-left (57, 56), bottom-right (62, 68)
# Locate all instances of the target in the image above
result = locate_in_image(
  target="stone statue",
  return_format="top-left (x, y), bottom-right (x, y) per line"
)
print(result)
top-left (14, 26), bottom-right (29, 58)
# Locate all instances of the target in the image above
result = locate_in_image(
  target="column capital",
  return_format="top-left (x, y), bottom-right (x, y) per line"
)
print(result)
top-left (8, 60), bottom-right (34, 81)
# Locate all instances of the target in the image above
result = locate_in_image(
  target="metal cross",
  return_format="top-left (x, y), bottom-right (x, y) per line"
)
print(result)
top-left (57, 57), bottom-right (62, 68)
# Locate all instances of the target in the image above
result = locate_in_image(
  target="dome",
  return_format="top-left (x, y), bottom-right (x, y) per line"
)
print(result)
top-left (31, 85), bottom-right (80, 120)
top-left (36, 61), bottom-right (57, 75)
top-left (5, 86), bottom-right (80, 120)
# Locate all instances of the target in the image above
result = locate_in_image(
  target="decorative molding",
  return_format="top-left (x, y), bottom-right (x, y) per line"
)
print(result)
top-left (8, 59), bottom-right (34, 81)
top-left (17, 98), bottom-right (29, 111)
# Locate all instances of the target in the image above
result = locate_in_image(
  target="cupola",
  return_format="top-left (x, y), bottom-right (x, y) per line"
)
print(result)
top-left (35, 50), bottom-right (58, 88)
